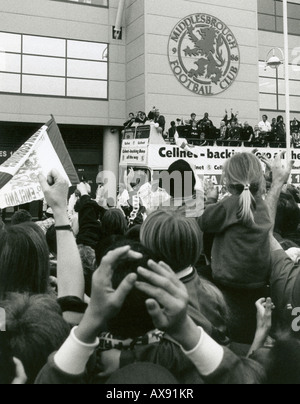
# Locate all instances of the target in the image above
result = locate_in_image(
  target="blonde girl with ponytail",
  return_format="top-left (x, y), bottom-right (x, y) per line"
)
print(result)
top-left (199, 152), bottom-right (272, 290)
top-left (222, 153), bottom-right (266, 227)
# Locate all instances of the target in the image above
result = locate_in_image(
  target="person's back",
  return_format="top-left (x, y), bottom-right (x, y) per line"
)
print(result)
top-left (141, 210), bottom-right (230, 344)
top-left (202, 195), bottom-right (272, 288)
top-left (199, 153), bottom-right (272, 289)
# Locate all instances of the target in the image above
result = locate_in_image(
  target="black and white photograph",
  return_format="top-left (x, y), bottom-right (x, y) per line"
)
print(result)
top-left (0, 0), bottom-right (300, 387)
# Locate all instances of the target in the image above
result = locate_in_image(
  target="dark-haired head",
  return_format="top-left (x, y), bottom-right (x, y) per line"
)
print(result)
top-left (0, 222), bottom-right (50, 299)
top-left (267, 337), bottom-right (300, 384)
top-left (11, 210), bottom-right (33, 226)
top-left (160, 160), bottom-right (196, 199)
top-left (101, 209), bottom-right (128, 238)
top-left (0, 293), bottom-right (69, 384)
top-left (125, 225), bottom-right (141, 242)
top-left (275, 192), bottom-right (300, 235)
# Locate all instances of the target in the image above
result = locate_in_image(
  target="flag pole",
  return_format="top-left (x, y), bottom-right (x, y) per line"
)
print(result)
top-left (283, 0), bottom-right (291, 160)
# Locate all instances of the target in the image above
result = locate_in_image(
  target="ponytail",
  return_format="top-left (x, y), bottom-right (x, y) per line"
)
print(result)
top-left (237, 184), bottom-right (257, 226)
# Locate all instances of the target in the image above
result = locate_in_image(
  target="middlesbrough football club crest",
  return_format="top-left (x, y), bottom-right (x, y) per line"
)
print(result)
top-left (168, 14), bottom-right (240, 96)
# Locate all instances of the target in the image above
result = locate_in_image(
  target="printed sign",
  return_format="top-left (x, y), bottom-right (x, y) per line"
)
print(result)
top-left (168, 13), bottom-right (240, 95)
top-left (121, 143), bottom-right (300, 184)
top-left (120, 146), bottom-right (148, 165)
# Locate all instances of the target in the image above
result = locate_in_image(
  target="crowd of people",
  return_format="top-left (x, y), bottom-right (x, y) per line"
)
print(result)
top-left (124, 108), bottom-right (300, 149)
top-left (1, 148), bottom-right (300, 385)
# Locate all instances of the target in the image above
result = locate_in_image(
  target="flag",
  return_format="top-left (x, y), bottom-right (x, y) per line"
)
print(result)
top-left (0, 116), bottom-right (79, 209)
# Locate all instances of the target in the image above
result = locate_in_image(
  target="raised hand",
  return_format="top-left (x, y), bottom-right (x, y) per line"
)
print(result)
top-left (255, 298), bottom-right (274, 337)
top-left (90, 246), bottom-right (142, 321)
top-left (135, 260), bottom-right (189, 333)
top-left (39, 169), bottom-right (69, 212)
top-left (135, 260), bottom-right (200, 350)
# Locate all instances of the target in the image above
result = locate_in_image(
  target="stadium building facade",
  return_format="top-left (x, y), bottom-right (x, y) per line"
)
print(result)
top-left (0, 0), bottom-right (299, 195)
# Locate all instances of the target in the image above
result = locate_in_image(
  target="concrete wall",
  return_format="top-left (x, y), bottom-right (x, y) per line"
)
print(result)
top-left (0, 0), bottom-right (264, 129)
top-left (125, 0), bottom-right (146, 116)
top-left (0, 0), bottom-right (126, 126)
top-left (142, 0), bottom-right (260, 128)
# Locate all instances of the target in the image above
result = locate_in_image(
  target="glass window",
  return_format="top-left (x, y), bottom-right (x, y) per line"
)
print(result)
top-left (277, 64), bottom-right (300, 80)
top-left (23, 55), bottom-right (65, 77)
top-left (259, 0), bottom-right (300, 35)
top-left (67, 59), bottom-right (107, 79)
top-left (276, 0), bottom-right (300, 18)
top-left (0, 73), bottom-right (20, 93)
top-left (258, 14), bottom-right (276, 31)
top-left (0, 53), bottom-right (21, 73)
top-left (67, 40), bottom-right (107, 61)
top-left (23, 35), bottom-right (65, 57)
top-left (260, 93), bottom-right (277, 110)
top-left (67, 78), bottom-right (107, 98)
top-left (278, 79), bottom-right (300, 95)
top-left (260, 77), bottom-right (277, 93)
top-left (258, 0), bottom-right (276, 14)
top-left (0, 32), bottom-right (21, 53)
top-left (0, 31), bottom-right (108, 100)
top-left (279, 95), bottom-right (300, 111)
top-left (22, 75), bottom-right (65, 96)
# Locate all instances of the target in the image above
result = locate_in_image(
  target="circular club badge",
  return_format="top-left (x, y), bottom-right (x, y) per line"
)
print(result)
top-left (168, 14), bottom-right (240, 96)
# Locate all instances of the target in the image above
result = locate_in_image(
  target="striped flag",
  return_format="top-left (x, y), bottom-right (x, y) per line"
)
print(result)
top-left (0, 116), bottom-right (79, 209)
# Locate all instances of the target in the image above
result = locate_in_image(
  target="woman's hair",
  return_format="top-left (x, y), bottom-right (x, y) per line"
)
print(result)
top-left (11, 209), bottom-right (33, 226)
top-left (0, 293), bottom-right (70, 384)
top-left (140, 210), bottom-right (202, 273)
top-left (222, 153), bottom-right (265, 226)
top-left (275, 192), bottom-right (300, 235)
top-left (101, 209), bottom-right (128, 237)
top-left (0, 222), bottom-right (50, 299)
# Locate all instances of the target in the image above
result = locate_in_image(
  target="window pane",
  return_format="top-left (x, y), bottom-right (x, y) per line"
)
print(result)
top-left (260, 93), bottom-right (277, 110)
top-left (0, 32), bottom-right (21, 53)
top-left (279, 95), bottom-right (300, 111)
top-left (278, 79), bottom-right (300, 95)
top-left (276, 1), bottom-right (300, 19)
top-left (287, 18), bottom-right (300, 35)
top-left (67, 59), bottom-right (107, 79)
top-left (23, 35), bottom-right (65, 57)
top-left (258, 14), bottom-right (276, 31)
top-left (0, 53), bottom-right (21, 73)
top-left (258, 0), bottom-right (276, 14)
top-left (290, 64), bottom-right (300, 80)
top-left (22, 75), bottom-right (65, 96)
top-left (67, 78), bottom-right (107, 98)
top-left (67, 40), bottom-right (107, 61)
top-left (0, 73), bottom-right (20, 93)
top-left (277, 64), bottom-right (300, 80)
top-left (260, 77), bottom-right (277, 93)
top-left (23, 55), bottom-right (65, 76)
